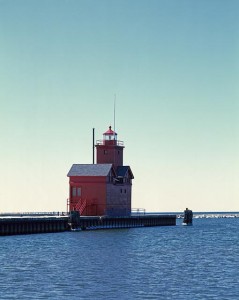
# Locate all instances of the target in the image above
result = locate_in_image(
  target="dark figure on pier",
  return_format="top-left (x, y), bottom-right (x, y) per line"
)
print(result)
top-left (183, 208), bottom-right (193, 225)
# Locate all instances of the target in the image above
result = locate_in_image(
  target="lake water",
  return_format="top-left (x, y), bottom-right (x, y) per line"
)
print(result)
top-left (0, 218), bottom-right (238, 299)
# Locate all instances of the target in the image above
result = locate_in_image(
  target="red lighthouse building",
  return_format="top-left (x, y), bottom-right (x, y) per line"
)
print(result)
top-left (67, 127), bottom-right (134, 217)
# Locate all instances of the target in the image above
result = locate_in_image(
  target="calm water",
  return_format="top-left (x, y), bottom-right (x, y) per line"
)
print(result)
top-left (0, 218), bottom-right (238, 300)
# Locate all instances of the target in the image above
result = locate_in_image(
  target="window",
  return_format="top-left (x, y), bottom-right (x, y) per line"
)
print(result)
top-left (72, 187), bottom-right (81, 197)
top-left (125, 189), bottom-right (127, 193)
top-left (72, 187), bottom-right (77, 197)
top-left (104, 150), bottom-right (108, 155)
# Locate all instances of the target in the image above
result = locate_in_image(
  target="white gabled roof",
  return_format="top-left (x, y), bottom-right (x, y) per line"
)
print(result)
top-left (67, 164), bottom-right (113, 177)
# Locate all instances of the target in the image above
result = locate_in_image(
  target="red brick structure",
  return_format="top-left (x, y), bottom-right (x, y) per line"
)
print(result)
top-left (67, 127), bottom-right (134, 216)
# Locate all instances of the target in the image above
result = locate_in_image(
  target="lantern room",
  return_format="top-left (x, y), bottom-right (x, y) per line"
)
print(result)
top-left (103, 126), bottom-right (117, 145)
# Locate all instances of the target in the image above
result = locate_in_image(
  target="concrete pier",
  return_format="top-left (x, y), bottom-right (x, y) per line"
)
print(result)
top-left (0, 215), bottom-right (69, 236)
top-left (0, 213), bottom-right (176, 235)
top-left (70, 214), bottom-right (176, 230)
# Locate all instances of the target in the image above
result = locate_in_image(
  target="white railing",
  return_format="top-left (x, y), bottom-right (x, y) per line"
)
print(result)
top-left (0, 212), bottom-right (69, 217)
top-left (96, 140), bottom-right (124, 146)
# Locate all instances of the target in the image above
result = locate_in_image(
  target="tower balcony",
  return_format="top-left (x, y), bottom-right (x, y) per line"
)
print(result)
top-left (96, 140), bottom-right (124, 146)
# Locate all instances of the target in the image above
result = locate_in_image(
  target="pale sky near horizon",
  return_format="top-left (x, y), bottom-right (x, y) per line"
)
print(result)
top-left (0, 0), bottom-right (238, 213)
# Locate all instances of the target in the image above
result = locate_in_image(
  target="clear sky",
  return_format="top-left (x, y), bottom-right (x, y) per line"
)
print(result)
top-left (0, 0), bottom-right (238, 213)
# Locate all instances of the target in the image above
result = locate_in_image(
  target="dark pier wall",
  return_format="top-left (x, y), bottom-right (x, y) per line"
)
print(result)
top-left (0, 217), bottom-right (69, 236)
top-left (1, 214), bottom-right (176, 236)
top-left (71, 214), bottom-right (176, 230)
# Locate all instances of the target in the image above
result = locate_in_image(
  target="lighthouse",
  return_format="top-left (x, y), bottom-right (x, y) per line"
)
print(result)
top-left (67, 126), bottom-right (134, 217)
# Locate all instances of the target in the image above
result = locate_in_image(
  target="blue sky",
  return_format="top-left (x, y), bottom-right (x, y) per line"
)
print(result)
top-left (0, 0), bottom-right (238, 212)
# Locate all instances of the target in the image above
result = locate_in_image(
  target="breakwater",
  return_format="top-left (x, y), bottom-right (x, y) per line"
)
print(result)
top-left (72, 214), bottom-right (176, 230)
top-left (177, 212), bottom-right (239, 219)
top-left (0, 212), bottom-right (176, 235)
top-left (0, 214), bottom-right (69, 236)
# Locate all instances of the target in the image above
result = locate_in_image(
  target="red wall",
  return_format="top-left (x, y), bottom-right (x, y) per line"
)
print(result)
top-left (69, 176), bottom-right (107, 216)
top-left (69, 175), bottom-right (132, 217)
top-left (96, 145), bottom-right (124, 168)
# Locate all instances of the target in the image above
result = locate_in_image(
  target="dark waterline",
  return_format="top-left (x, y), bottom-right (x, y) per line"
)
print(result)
top-left (0, 218), bottom-right (238, 299)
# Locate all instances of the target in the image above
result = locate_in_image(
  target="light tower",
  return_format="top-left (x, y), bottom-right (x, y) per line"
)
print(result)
top-left (95, 126), bottom-right (124, 169)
